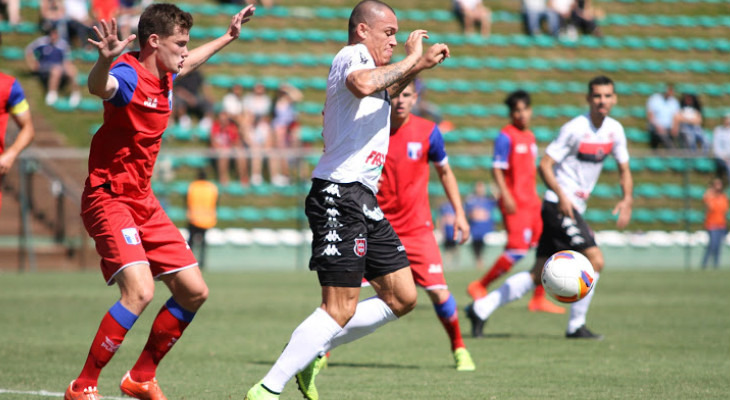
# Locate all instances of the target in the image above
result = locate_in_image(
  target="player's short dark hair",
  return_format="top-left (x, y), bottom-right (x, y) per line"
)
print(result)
top-left (348, 0), bottom-right (395, 42)
top-left (504, 90), bottom-right (531, 111)
top-left (138, 3), bottom-right (193, 49)
top-left (587, 75), bottom-right (614, 94)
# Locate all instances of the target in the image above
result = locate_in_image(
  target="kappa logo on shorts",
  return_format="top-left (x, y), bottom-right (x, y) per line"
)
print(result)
top-left (325, 230), bottom-right (342, 242)
top-left (324, 196), bottom-right (336, 206)
top-left (322, 244), bottom-right (342, 256)
top-left (428, 264), bottom-right (443, 274)
top-left (326, 208), bottom-right (341, 217)
top-left (321, 184), bottom-right (341, 197)
top-left (354, 238), bottom-right (367, 257)
top-left (121, 227), bottom-right (141, 245)
top-left (324, 217), bottom-right (343, 228)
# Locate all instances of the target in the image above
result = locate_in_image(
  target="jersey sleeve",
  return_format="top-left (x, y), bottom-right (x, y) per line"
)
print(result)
top-left (492, 132), bottom-right (512, 169)
top-left (7, 79), bottom-right (29, 115)
top-left (427, 125), bottom-right (448, 165)
top-left (343, 44), bottom-right (375, 80)
top-left (107, 62), bottom-right (138, 106)
top-left (611, 123), bottom-right (630, 164)
top-left (545, 124), bottom-right (576, 163)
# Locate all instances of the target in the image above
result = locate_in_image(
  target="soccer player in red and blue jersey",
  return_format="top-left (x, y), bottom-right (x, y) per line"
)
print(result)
top-left (466, 90), bottom-right (565, 319)
top-left (377, 80), bottom-right (475, 370)
top-left (0, 71), bottom-right (35, 211)
top-left (65, 4), bottom-right (256, 400)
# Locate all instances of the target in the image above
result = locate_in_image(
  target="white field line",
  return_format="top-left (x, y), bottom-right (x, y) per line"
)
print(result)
top-left (0, 388), bottom-right (126, 399)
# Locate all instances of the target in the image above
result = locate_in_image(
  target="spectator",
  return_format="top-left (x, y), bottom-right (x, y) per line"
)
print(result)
top-left (701, 178), bottom-right (728, 269)
top-left (118, 0), bottom-right (153, 44)
top-left (186, 169), bottom-right (219, 269)
top-left (0, 0), bottom-right (21, 25)
top-left (222, 83), bottom-right (246, 124)
top-left (271, 83), bottom-right (302, 186)
top-left (173, 69), bottom-right (215, 130)
top-left (673, 93), bottom-right (708, 153)
top-left (242, 83), bottom-right (274, 185)
top-left (712, 113), bottom-right (730, 180)
top-left (210, 111), bottom-right (248, 186)
top-left (25, 26), bottom-right (81, 106)
top-left (550, 0), bottom-right (577, 39)
top-left (646, 83), bottom-right (680, 150)
top-left (63, 0), bottom-right (95, 47)
top-left (522, 0), bottom-right (559, 37)
top-left (90, 0), bottom-right (119, 22)
top-left (452, 0), bottom-right (491, 37)
top-left (465, 181), bottom-right (495, 270)
top-left (571, 0), bottom-right (602, 37)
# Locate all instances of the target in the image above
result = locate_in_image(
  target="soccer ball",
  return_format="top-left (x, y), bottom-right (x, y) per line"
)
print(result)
top-left (541, 250), bottom-right (596, 303)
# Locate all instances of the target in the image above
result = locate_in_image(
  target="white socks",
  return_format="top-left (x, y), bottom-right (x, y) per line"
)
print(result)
top-left (262, 308), bottom-right (342, 393)
top-left (325, 296), bottom-right (397, 352)
top-left (474, 271), bottom-right (535, 320)
top-left (567, 272), bottom-right (600, 334)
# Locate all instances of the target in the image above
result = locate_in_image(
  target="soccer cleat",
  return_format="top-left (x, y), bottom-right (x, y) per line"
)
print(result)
top-left (464, 303), bottom-right (486, 338)
top-left (244, 381), bottom-right (280, 400)
top-left (120, 371), bottom-right (167, 400)
top-left (64, 380), bottom-right (100, 400)
top-left (566, 325), bottom-right (604, 340)
top-left (453, 347), bottom-right (476, 371)
top-left (296, 353), bottom-right (328, 400)
top-left (527, 297), bottom-right (566, 314)
top-left (467, 280), bottom-right (488, 301)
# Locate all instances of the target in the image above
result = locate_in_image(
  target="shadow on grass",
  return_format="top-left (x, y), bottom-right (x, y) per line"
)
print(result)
top-left (248, 360), bottom-right (421, 370)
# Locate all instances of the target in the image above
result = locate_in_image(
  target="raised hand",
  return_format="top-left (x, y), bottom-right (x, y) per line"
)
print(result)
top-left (404, 29), bottom-right (428, 59)
top-left (227, 4), bottom-right (256, 39)
top-left (421, 43), bottom-right (450, 69)
top-left (88, 19), bottom-right (136, 61)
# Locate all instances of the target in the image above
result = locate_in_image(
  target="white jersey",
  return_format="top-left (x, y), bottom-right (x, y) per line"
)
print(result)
top-left (311, 44), bottom-right (391, 194)
top-left (544, 113), bottom-right (630, 213)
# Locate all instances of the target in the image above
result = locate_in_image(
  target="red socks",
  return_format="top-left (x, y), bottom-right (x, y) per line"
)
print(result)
top-left (479, 253), bottom-right (515, 288)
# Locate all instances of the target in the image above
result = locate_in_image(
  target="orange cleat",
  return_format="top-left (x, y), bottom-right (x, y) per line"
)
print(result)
top-left (467, 281), bottom-right (488, 301)
top-left (527, 297), bottom-right (566, 314)
top-left (120, 371), bottom-right (168, 400)
top-left (64, 380), bottom-right (100, 400)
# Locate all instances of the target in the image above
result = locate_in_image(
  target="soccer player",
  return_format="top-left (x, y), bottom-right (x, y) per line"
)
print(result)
top-left (0, 71), bottom-right (35, 211)
top-left (245, 1), bottom-right (450, 399)
top-left (64, 4), bottom-right (256, 400)
top-left (466, 90), bottom-right (566, 319)
top-left (466, 76), bottom-right (633, 340)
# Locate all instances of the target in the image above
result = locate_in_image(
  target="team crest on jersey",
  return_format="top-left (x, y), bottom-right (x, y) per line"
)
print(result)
top-left (407, 142), bottom-right (422, 160)
top-left (354, 238), bottom-right (367, 257)
top-left (121, 228), bottom-right (141, 245)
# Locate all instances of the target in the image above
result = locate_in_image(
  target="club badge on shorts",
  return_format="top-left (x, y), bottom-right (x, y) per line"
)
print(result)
top-left (121, 227), bottom-right (141, 245)
top-left (354, 238), bottom-right (367, 257)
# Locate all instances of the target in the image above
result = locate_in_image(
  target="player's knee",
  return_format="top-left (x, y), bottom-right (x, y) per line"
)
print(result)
top-left (121, 285), bottom-right (155, 310)
top-left (589, 254), bottom-right (605, 273)
top-left (389, 288), bottom-right (417, 317)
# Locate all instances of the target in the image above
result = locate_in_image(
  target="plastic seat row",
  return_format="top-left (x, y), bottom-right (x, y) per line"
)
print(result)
top-left (151, 179), bottom-right (310, 199)
top-left (165, 205), bottom-right (304, 223)
top-left (594, 183), bottom-right (706, 200)
top-left (24, 48), bottom-right (725, 76)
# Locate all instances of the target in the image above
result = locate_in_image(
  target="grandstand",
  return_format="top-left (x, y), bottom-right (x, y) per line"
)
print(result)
top-left (0, 0), bottom-right (726, 271)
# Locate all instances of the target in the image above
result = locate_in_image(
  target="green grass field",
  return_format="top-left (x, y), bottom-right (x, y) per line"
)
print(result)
top-left (1, 269), bottom-right (728, 399)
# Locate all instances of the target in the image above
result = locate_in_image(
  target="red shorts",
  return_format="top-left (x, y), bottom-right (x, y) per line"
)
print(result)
top-left (502, 202), bottom-right (543, 251)
top-left (399, 232), bottom-right (447, 290)
top-left (81, 185), bottom-right (197, 285)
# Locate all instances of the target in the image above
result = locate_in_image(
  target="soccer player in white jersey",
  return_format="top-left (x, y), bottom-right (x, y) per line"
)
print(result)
top-left (245, 1), bottom-right (449, 399)
top-left (465, 75), bottom-right (633, 340)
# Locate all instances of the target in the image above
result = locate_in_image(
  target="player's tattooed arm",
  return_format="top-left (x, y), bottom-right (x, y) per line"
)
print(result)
top-left (347, 57), bottom-right (417, 98)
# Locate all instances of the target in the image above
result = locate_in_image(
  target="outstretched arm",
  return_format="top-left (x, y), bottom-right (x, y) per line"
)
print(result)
top-left (87, 19), bottom-right (137, 99)
top-left (0, 110), bottom-right (34, 175)
top-left (179, 5), bottom-right (255, 77)
top-left (435, 163), bottom-right (470, 244)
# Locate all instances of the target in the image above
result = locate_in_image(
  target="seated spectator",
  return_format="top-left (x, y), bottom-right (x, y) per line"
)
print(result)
top-left (438, 201), bottom-right (459, 266)
top-left (452, 0), bottom-right (491, 37)
top-left (522, 0), bottom-right (559, 37)
top-left (242, 83), bottom-right (274, 186)
top-left (673, 93), bottom-right (708, 153)
top-left (0, 0), bottom-right (21, 25)
top-left (173, 69), bottom-right (215, 131)
top-left (210, 111), bottom-right (248, 186)
top-left (62, 0), bottom-right (95, 47)
top-left (271, 83), bottom-right (302, 186)
top-left (646, 83), bottom-right (680, 150)
top-left (25, 26), bottom-right (81, 106)
top-left (465, 181), bottom-right (496, 270)
top-left (550, 0), bottom-right (576, 39)
top-left (118, 0), bottom-right (152, 45)
top-left (222, 83), bottom-right (246, 126)
top-left (712, 113), bottom-right (730, 180)
top-left (571, 0), bottom-right (602, 37)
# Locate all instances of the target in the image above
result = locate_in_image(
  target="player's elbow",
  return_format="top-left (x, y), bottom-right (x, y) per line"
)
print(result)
top-left (345, 74), bottom-right (375, 98)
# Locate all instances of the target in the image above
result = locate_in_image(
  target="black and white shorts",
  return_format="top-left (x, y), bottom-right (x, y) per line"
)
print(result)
top-left (536, 200), bottom-right (597, 258)
top-left (306, 179), bottom-right (409, 287)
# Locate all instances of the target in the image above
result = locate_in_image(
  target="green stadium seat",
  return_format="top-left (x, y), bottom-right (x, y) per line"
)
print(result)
top-left (635, 184), bottom-right (662, 199)
top-left (688, 185), bottom-right (705, 200)
top-left (661, 184), bottom-right (685, 199)
top-left (164, 206), bottom-right (186, 222)
top-left (223, 183), bottom-right (251, 197)
top-left (217, 207), bottom-right (237, 222)
top-left (603, 158), bottom-right (618, 172)
top-left (643, 157), bottom-right (668, 172)
top-left (656, 209), bottom-right (681, 224)
top-left (591, 184), bottom-right (616, 199)
top-left (692, 158), bottom-right (715, 173)
top-left (632, 209), bottom-right (655, 224)
top-left (666, 157), bottom-right (689, 172)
